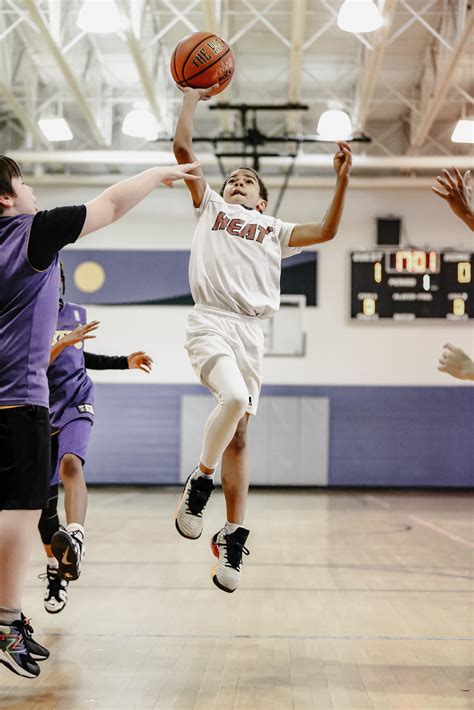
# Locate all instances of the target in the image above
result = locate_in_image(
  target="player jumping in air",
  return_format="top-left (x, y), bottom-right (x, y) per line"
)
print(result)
top-left (173, 86), bottom-right (352, 593)
top-left (0, 154), bottom-right (198, 678)
top-left (38, 264), bottom-right (153, 612)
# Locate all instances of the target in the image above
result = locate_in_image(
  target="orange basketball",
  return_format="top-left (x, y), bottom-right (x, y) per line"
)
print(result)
top-left (170, 31), bottom-right (235, 96)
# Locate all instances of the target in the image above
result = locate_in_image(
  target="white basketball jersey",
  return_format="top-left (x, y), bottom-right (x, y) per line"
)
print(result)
top-left (190, 185), bottom-right (301, 318)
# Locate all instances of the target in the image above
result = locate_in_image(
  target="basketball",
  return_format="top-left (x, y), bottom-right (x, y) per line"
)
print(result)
top-left (170, 31), bottom-right (235, 96)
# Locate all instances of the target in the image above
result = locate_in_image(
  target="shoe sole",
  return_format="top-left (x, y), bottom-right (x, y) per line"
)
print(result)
top-left (174, 518), bottom-right (202, 540)
top-left (210, 536), bottom-right (236, 593)
top-left (44, 603), bottom-right (66, 615)
top-left (0, 654), bottom-right (39, 679)
top-left (28, 651), bottom-right (49, 662)
top-left (51, 531), bottom-right (81, 581)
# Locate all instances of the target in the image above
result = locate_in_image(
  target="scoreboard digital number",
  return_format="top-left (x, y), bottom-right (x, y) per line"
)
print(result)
top-left (351, 249), bottom-right (473, 320)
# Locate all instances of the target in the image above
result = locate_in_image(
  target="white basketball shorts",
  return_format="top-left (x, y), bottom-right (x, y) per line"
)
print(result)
top-left (185, 305), bottom-right (265, 415)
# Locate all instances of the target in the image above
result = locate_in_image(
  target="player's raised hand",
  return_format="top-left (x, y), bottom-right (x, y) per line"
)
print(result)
top-left (432, 169), bottom-right (472, 224)
top-left (177, 84), bottom-right (220, 102)
top-left (334, 142), bottom-right (352, 180)
top-left (59, 321), bottom-right (100, 348)
top-left (438, 342), bottom-right (474, 381)
top-left (159, 161), bottom-right (201, 187)
top-left (127, 351), bottom-right (153, 373)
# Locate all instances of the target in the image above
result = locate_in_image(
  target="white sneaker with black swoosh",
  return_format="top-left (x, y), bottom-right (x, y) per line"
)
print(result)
top-left (51, 526), bottom-right (84, 581)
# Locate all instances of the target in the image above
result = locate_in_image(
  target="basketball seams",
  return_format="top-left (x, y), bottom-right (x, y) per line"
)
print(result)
top-left (183, 47), bottom-right (233, 84)
top-left (172, 43), bottom-right (182, 84)
top-left (181, 33), bottom-right (217, 77)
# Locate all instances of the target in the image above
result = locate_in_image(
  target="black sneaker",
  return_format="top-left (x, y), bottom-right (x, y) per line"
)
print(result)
top-left (51, 526), bottom-right (84, 581)
top-left (39, 564), bottom-right (69, 614)
top-left (175, 470), bottom-right (215, 539)
top-left (211, 526), bottom-right (250, 593)
top-left (21, 615), bottom-right (49, 661)
top-left (0, 620), bottom-right (40, 678)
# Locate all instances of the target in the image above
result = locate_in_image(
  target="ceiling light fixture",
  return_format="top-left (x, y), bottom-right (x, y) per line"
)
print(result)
top-left (122, 109), bottom-right (159, 141)
top-left (317, 110), bottom-right (353, 141)
top-left (38, 118), bottom-right (73, 142)
top-left (451, 119), bottom-right (474, 144)
top-left (76, 0), bottom-right (125, 34)
top-left (337, 0), bottom-right (383, 33)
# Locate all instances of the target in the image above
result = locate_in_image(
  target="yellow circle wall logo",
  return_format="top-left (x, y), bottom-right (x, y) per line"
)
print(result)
top-left (73, 261), bottom-right (106, 293)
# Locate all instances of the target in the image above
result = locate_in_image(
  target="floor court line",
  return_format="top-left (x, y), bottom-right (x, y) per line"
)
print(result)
top-left (409, 514), bottom-right (474, 549)
top-left (42, 632), bottom-right (474, 642)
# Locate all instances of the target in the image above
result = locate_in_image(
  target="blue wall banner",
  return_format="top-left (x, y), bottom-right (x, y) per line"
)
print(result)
top-left (60, 250), bottom-right (317, 305)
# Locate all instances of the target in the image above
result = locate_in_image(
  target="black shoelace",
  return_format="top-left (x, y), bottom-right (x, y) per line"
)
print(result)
top-left (216, 536), bottom-right (250, 571)
top-left (21, 615), bottom-right (34, 640)
top-left (38, 569), bottom-right (67, 599)
top-left (186, 478), bottom-right (214, 517)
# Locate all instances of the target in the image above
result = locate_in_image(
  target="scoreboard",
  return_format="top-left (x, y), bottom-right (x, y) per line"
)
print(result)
top-left (351, 249), bottom-right (474, 320)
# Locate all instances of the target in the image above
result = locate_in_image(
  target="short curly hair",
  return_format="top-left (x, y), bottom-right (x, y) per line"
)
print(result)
top-left (219, 166), bottom-right (268, 203)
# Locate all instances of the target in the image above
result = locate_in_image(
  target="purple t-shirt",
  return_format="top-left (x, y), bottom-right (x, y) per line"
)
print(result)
top-left (0, 214), bottom-right (59, 408)
top-left (48, 300), bottom-right (94, 431)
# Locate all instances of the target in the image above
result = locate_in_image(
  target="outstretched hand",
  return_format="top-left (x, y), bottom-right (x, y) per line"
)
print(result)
top-left (59, 321), bottom-right (100, 348)
top-left (333, 142), bottom-right (352, 180)
top-left (177, 84), bottom-right (220, 102)
top-left (159, 161), bottom-right (201, 187)
top-left (127, 351), bottom-right (153, 373)
top-left (432, 168), bottom-right (472, 223)
top-left (438, 342), bottom-right (474, 381)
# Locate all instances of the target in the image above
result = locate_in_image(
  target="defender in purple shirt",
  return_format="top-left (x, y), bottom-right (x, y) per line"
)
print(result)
top-left (0, 155), bottom-right (199, 679)
top-left (38, 266), bottom-right (152, 613)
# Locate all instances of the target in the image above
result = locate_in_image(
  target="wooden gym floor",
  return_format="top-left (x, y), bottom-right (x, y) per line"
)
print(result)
top-left (0, 488), bottom-right (472, 709)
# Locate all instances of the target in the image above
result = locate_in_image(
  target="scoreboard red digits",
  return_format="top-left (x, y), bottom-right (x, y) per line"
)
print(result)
top-left (351, 249), bottom-right (474, 320)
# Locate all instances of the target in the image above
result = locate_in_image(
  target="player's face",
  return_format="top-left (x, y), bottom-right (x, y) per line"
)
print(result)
top-left (223, 170), bottom-right (267, 212)
top-left (7, 176), bottom-right (38, 215)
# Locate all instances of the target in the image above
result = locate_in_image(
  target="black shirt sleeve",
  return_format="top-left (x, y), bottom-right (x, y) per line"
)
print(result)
top-left (84, 352), bottom-right (129, 370)
top-left (28, 205), bottom-right (87, 271)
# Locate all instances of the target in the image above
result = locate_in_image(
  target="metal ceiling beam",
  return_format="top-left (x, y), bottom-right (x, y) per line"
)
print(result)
top-left (148, 0), bottom-right (200, 47)
top-left (0, 81), bottom-right (46, 146)
top-left (22, 0), bottom-right (108, 146)
top-left (10, 150), bottom-right (474, 170)
top-left (201, 0), bottom-right (232, 133)
top-left (239, 0), bottom-right (291, 48)
top-left (23, 174), bottom-right (447, 190)
top-left (286, 0), bottom-right (306, 133)
top-left (159, 0), bottom-right (199, 33)
top-left (410, 7), bottom-right (474, 151)
top-left (352, 0), bottom-right (400, 132)
top-left (116, 0), bottom-right (167, 129)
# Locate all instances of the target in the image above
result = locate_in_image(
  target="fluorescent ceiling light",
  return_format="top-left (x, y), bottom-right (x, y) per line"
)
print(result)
top-left (76, 0), bottom-right (125, 34)
top-left (38, 118), bottom-right (73, 142)
top-left (337, 0), bottom-right (383, 33)
top-left (451, 119), bottom-right (474, 144)
top-left (317, 110), bottom-right (353, 141)
top-left (122, 110), bottom-right (159, 141)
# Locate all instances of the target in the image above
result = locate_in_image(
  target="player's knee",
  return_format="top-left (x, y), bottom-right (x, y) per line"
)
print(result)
top-left (60, 453), bottom-right (83, 479)
top-left (222, 389), bottom-right (248, 420)
top-left (227, 418), bottom-right (248, 453)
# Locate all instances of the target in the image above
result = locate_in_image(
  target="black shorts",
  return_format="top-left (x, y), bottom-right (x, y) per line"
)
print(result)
top-left (0, 405), bottom-right (51, 510)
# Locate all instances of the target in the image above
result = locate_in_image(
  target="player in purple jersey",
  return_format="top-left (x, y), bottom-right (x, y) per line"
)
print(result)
top-left (0, 155), bottom-right (199, 678)
top-left (38, 265), bottom-right (153, 612)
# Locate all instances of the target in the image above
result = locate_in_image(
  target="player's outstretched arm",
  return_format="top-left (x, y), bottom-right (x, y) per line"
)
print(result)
top-left (84, 350), bottom-right (153, 372)
top-left (438, 343), bottom-right (474, 381)
top-left (289, 142), bottom-right (352, 248)
top-left (432, 169), bottom-right (474, 231)
top-left (127, 351), bottom-right (153, 372)
top-left (50, 321), bottom-right (100, 364)
top-left (79, 163), bottom-right (200, 238)
top-left (173, 86), bottom-right (218, 208)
